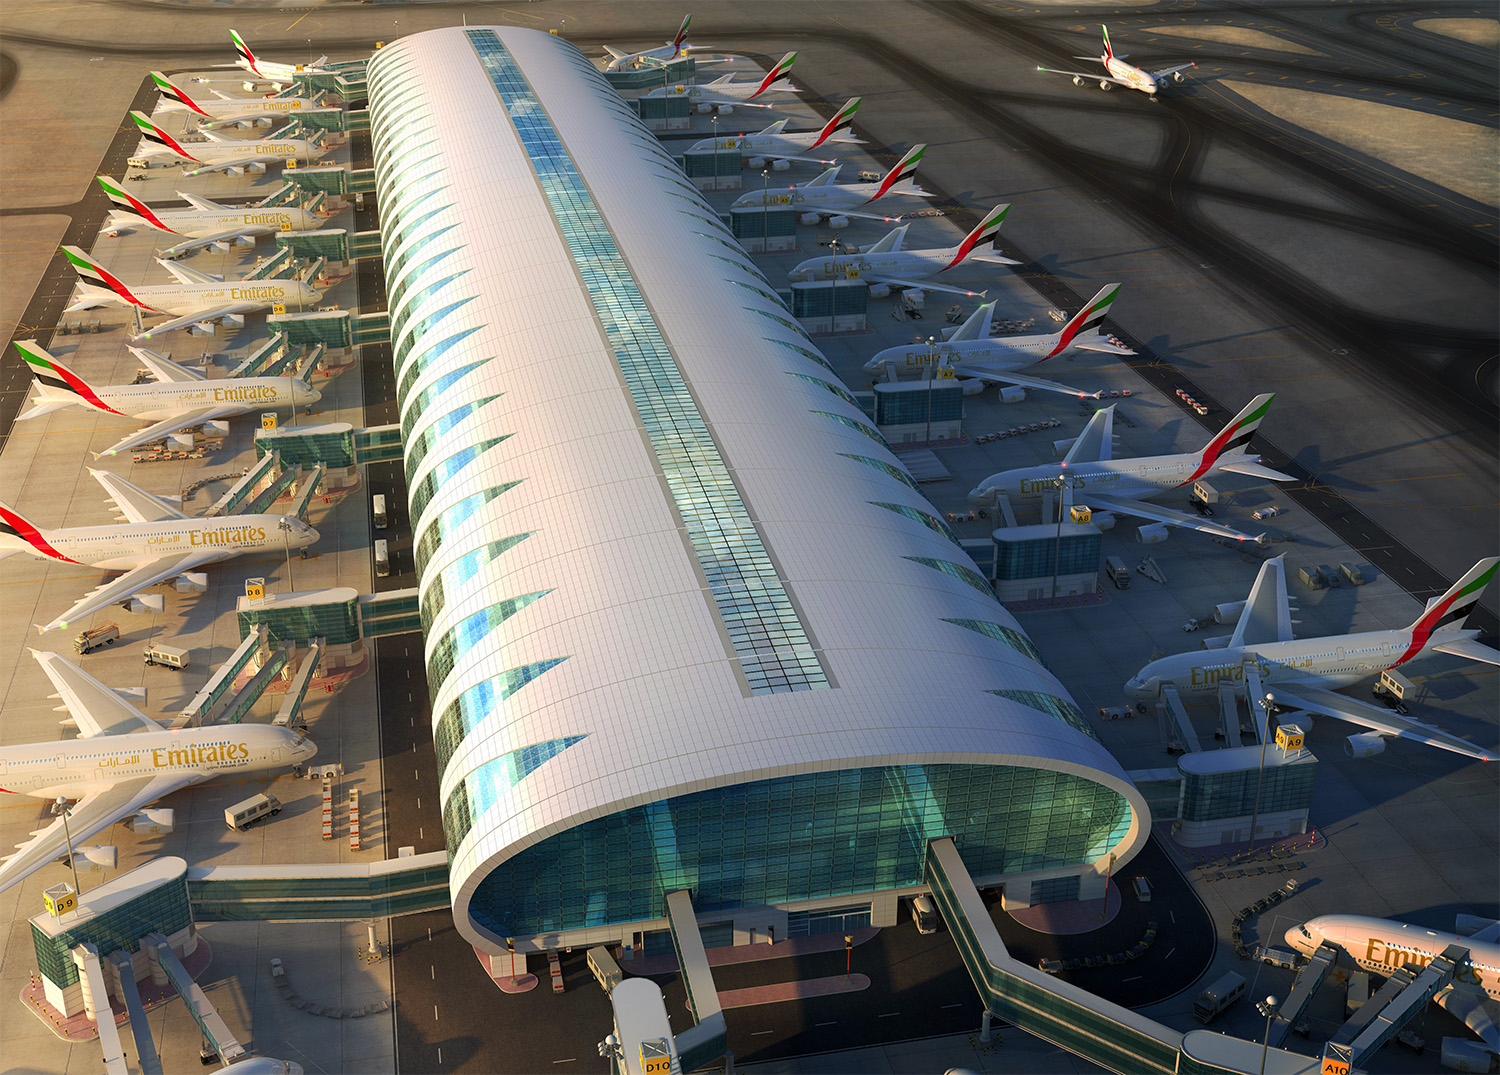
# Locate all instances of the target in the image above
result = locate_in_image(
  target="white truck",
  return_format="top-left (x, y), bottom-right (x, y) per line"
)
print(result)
top-left (74, 622), bottom-right (120, 654)
top-left (225, 793), bottom-right (281, 831)
top-left (143, 643), bottom-right (190, 670)
top-left (1192, 972), bottom-right (1245, 1024)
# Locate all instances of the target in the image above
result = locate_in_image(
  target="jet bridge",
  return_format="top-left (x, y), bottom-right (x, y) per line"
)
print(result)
top-left (206, 449), bottom-right (279, 517)
top-left (173, 627), bottom-right (267, 728)
top-left (274, 640), bottom-right (323, 727)
top-left (71, 943), bottom-right (128, 1075)
top-left (145, 932), bottom-right (246, 1064)
top-left (1268, 943), bottom-right (1338, 1047)
top-left (1160, 685), bottom-right (1203, 752)
top-left (108, 949), bottom-right (163, 1075)
top-left (1324, 944), bottom-right (1466, 1071)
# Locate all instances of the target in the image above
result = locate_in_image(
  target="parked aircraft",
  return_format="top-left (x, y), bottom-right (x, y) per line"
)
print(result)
top-left (1037, 25), bottom-right (1196, 100)
top-left (0, 650), bottom-right (316, 894)
top-left (61, 244), bottom-right (322, 341)
top-left (640, 52), bottom-right (797, 111)
top-left (0, 468), bottom-right (318, 632)
top-left (1285, 914), bottom-right (1499, 1052)
top-left (967, 393), bottom-right (1294, 543)
top-left (732, 144), bottom-right (931, 222)
top-left (690, 98), bottom-right (862, 167)
top-left (150, 71), bottom-right (316, 130)
top-left (603, 13), bottom-right (694, 70)
top-left (128, 111), bottom-right (328, 177)
top-left (98, 175), bottom-right (317, 259)
top-left (214, 28), bottom-right (329, 87)
top-left (787, 205), bottom-right (1018, 299)
top-left (14, 340), bottom-right (319, 459)
top-left (1125, 557), bottom-right (1500, 762)
top-left (863, 283), bottom-right (1132, 396)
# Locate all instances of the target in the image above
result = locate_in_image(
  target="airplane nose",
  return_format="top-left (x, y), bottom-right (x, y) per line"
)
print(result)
top-left (306, 386), bottom-right (323, 403)
top-left (1125, 676), bottom-right (1159, 701)
top-left (304, 526), bottom-right (321, 544)
top-left (299, 737), bottom-right (318, 759)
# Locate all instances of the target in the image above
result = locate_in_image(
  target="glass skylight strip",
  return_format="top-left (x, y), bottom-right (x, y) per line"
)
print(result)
top-left (466, 29), bottom-right (828, 696)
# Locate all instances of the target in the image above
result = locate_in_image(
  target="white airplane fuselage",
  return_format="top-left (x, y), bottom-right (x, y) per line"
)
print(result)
top-left (864, 334), bottom-right (1067, 375)
top-left (973, 450), bottom-right (1242, 506)
top-left (49, 377), bottom-right (319, 422)
top-left (141, 139), bottom-right (323, 169)
top-left (74, 278), bottom-right (322, 317)
top-left (700, 132), bottom-right (850, 158)
top-left (1125, 627), bottom-right (1483, 700)
top-left (789, 249), bottom-right (954, 284)
top-left (18, 514), bottom-right (317, 572)
top-left (0, 723), bottom-right (316, 802)
top-left (109, 206), bottom-right (317, 239)
top-left (733, 181), bottom-right (913, 215)
top-left (161, 96), bottom-right (315, 122)
top-left (647, 82), bottom-right (784, 105)
top-left (1105, 57), bottom-right (1160, 95)
top-left (1286, 915), bottom-right (1499, 1003)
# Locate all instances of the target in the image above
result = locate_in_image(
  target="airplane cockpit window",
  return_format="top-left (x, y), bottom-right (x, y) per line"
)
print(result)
top-left (1298, 926), bottom-right (1312, 939)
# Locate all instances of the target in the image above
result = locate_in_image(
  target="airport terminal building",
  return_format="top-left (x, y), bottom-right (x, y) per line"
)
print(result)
top-left (366, 27), bottom-right (1148, 956)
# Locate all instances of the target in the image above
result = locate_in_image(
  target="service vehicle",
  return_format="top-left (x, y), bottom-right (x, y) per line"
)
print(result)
top-left (74, 622), bottom-right (120, 654)
top-left (374, 538), bottom-right (390, 578)
top-left (587, 946), bottom-right (622, 994)
top-left (1192, 972), bottom-right (1245, 1023)
top-left (143, 643), bottom-right (190, 669)
top-left (225, 792), bottom-right (281, 830)
top-left (372, 493), bottom-right (388, 529)
top-left (1131, 876), bottom-right (1152, 902)
top-left (1105, 556), bottom-right (1131, 589)
top-left (911, 893), bottom-right (939, 934)
top-left (1252, 505), bottom-right (1284, 521)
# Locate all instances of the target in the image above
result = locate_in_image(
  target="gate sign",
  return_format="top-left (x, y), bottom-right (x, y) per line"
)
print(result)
top-left (1321, 1057), bottom-right (1350, 1075)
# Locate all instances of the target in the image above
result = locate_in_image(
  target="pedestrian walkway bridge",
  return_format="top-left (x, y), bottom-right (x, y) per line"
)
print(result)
top-left (187, 851), bottom-right (449, 921)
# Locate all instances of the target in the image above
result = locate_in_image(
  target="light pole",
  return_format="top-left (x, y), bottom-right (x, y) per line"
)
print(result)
top-left (57, 797), bottom-right (82, 902)
top-left (1050, 473), bottom-right (1068, 600)
top-left (1248, 693), bottom-right (1276, 846)
top-left (711, 113), bottom-right (719, 189)
top-left (924, 335), bottom-right (937, 445)
top-left (279, 516), bottom-right (296, 591)
top-left (1256, 994), bottom-right (1279, 1075)
top-left (762, 168), bottom-right (770, 251)
top-left (1100, 852), bottom-right (1116, 921)
top-left (844, 934), bottom-right (852, 985)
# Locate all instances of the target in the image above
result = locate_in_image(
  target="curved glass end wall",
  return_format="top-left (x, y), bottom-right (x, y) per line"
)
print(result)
top-left (449, 763), bottom-right (1133, 938)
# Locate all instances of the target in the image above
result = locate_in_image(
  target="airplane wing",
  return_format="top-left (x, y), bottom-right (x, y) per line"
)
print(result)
top-left (160, 227), bottom-right (269, 260)
top-left (177, 191), bottom-right (232, 212)
top-left (38, 551), bottom-right (224, 633)
top-left (91, 469), bottom-right (189, 524)
top-left (130, 346), bottom-right (206, 383)
top-left (31, 650), bottom-right (159, 737)
top-left (1037, 64), bottom-right (1136, 89)
top-left (132, 300), bottom-right (264, 340)
top-left (1148, 62), bottom-right (1197, 80)
top-left (862, 274), bottom-right (988, 299)
top-left (94, 406), bottom-right (243, 459)
top-left (966, 253), bottom-right (1024, 267)
top-left (0, 773), bottom-right (197, 894)
top-left (1063, 406), bottom-right (1115, 464)
top-left (1434, 987), bottom-right (1500, 1053)
top-left (1431, 637), bottom-right (1500, 666)
top-left (951, 364), bottom-right (1100, 399)
top-left (1217, 459), bottom-right (1297, 482)
top-left (1268, 684), bottom-right (1500, 764)
top-left (1083, 492), bottom-right (1266, 544)
top-left (1231, 557), bottom-right (1295, 648)
top-left (1071, 337), bottom-right (1137, 356)
top-left (183, 155), bottom-right (286, 177)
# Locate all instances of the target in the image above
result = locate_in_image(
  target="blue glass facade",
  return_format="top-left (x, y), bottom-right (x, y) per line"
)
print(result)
top-left (455, 763), bottom-right (1131, 936)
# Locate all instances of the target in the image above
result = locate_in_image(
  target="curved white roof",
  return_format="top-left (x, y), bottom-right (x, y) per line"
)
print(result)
top-left (366, 26), bottom-right (1146, 941)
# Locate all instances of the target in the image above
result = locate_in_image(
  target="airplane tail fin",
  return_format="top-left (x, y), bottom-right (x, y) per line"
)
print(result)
top-left (809, 98), bottom-right (860, 149)
top-left (864, 144), bottom-right (926, 204)
top-left (230, 28), bottom-right (261, 76)
top-left (1041, 282), bottom-right (1122, 360)
top-left (948, 301), bottom-right (996, 342)
top-left (1403, 559), bottom-right (1500, 638)
top-left (14, 340), bottom-right (119, 416)
top-left (0, 500), bottom-right (70, 563)
top-left (1198, 393), bottom-right (1275, 464)
top-left (671, 13), bottom-right (692, 52)
top-left (1101, 25), bottom-right (1114, 62)
top-left (130, 111), bottom-right (196, 161)
top-left (749, 52), bottom-right (796, 100)
top-left (96, 175), bottom-right (175, 232)
top-left (60, 246), bottom-right (147, 308)
top-left (150, 71), bottom-right (210, 117)
top-left (940, 204), bottom-right (1010, 271)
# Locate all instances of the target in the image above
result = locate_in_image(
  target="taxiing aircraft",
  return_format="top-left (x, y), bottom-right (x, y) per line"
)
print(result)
top-left (214, 28), bottom-right (329, 87)
top-left (98, 175), bottom-right (317, 260)
top-left (603, 13), bottom-right (694, 71)
top-left (14, 340), bottom-right (320, 459)
top-left (968, 393), bottom-right (1294, 543)
top-left (640, 51), bottom-right (797, 111)
top-left (690, 98), bottom-right (862, 166)
top-left (1124, 556), bottom-right (1500, 762)
top-left (0, 468), bottom-right (319, 632)
top-left (1038, 25), bottom-right (1196, 100)
top-left (0, 649), bottom-right (316, 894)
top-left (1285, 914), bottom-right (1500, 1052)
top-left (787, 204), bottom-right (1017, 299)
top-left (128, 111), bottom-right (328, 177)
top-left (61, 244), bottom-right (323, 341)
top-left (863, 283), bottom-right (1133, 396)
top-left (151, 71), bottom-right (316, 130)
top-left (732, 144), bottom-right (931, 222)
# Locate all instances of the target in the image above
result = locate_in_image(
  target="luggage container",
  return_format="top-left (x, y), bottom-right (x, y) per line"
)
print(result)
top-left (1297, 566), bottom-right (1327, 590)
top-left (1339, 562), bottom-right (1365, 585)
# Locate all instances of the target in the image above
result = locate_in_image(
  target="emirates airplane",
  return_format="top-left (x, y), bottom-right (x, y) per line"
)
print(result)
top-left (0, 650), bottom-right (316, 893)
top-left (640, 52), bottom-right (797, 111)
top-left (150, 71), bottom-right (317, 130)
top-left (689, 98), bottom-right (863, 167)
top-left (732, 144), bottom-right (932, 222)
top-left (99, 175), bottom-right (319, 259)
top-left (14, 340), bottom-right (320, 459)
top-left (0, 468), bottom-right (318, 632)
top-left (1037, 25), bottom-right (1196, 101)
top-left (602, 13), bottom-right (694, 71)
top-left (128, 111), bottom-right (328, 177)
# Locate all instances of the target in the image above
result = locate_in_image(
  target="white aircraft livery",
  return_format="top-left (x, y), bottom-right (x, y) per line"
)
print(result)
top-left (968, 393), bottom-right (1295, 544)
top-left (732, 143), bottom-right (930, 222)
top-left (99, 175), bottom-right (318, 259)
top-left (692, 97), bottom-right (862, 166)
top-left (0, 468), bottom-right (318, 632)
top-left (602, 13), bottom-right (693, 71)
top-left (1038, 25), bottom-right (1196, 100)
top-left (61, 243), bottom-right (322, 341)
top-left (863, 282), bottom-right (1133, 397)
top-left (151, 70), bottom-right (316, 130)
top-left (218, 28), bottom-right (329, 85)
top-left (1285, 914), bottom-right (1500, 1052)
top-left (14, 340), bottom-right (320, 458)
top-left (0, 650), bottom-right (316, 893)
top-left (1125, 556), bottom-right (1500, 762)
top-left (129, 111), bottom-right (328, 177)
top-left (641, 51), bottom-right (797, 110)
top-left (787, 204), bottom-right (1017, 299)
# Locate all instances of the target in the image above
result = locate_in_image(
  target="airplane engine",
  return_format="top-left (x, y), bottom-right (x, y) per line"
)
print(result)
top-left (1099, 80), bottom-right (1113, 91)
top-left (867, 284), bottom-right (891, 299)
top-left (168, 431), bottom-right (195, 450)
top-left (998, 386), bottom-right (1027, 403)
top-left (72, 845), bottom-right (118, 871)
top-left (1135, 522), bottom-right (1170, 544)
top-left (125, 594), bottom-right (165, 615)
top-left (958, 379), bottom-right (986, 396)
top-left (1072, 76), bottom-right (1085, 87)
top-left (234, 234), bottom-right (256, 248)
top-left (130, 808), bottom-right (175, 834)
top-left (828, 216), bottom-right (851, 230)
top-left (800, 212), bottom-right (821, 226)
top-left (1173, 71), bottom-right (1186, 83)
top-left (226, 165), bottom-right (246, 178)
top-left (224, 313), bottom-right (246, 330)
top-left (255, 116), bottom-right (274, 127)
top-left (770, 158), bottom-right (791, 171)
top-left (248, 162), bottom-right (268, 175)
top-left (718, 105), bottom-right (734, 115)
top-left (697, 103), bottom-right (713, 114)
top-left (1090, 511), bottom-right (1116, 531)
top-left (206, 420), bottom-right (231, 436)
top-left (1344, 732), bottom-right (1387, 759)
top-left (174, 572), bottom-right (208, 594)
top-left (242, 81), bottom-right (260, 92)
top-left (188, 321), bottom-right (217, 337)
top-left (747, 157), bottom-right (768, 170)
